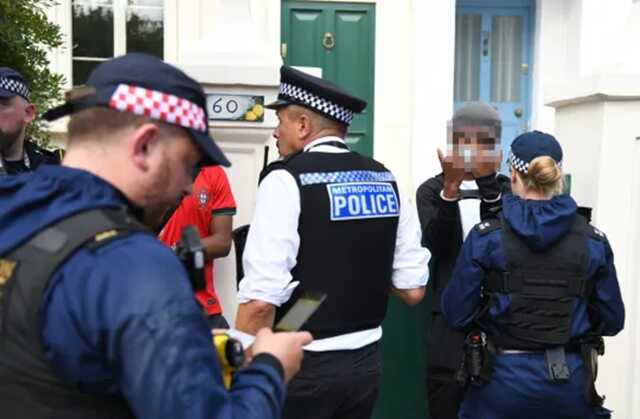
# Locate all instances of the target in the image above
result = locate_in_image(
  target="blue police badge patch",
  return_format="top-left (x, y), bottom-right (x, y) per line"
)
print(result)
top-left (327, 182), bottom-right (399, 221)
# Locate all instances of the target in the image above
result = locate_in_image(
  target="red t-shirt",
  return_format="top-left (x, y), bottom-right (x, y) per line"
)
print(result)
top-left (159, 166), bottom-right (236, 315)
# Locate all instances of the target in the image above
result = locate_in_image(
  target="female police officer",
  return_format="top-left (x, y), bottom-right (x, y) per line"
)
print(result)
top-left (441, 131), bottom-right (624, 419)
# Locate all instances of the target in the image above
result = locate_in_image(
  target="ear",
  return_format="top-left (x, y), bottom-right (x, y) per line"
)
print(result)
top-left (129, 123), bottom-right (161, 172)
top-left (23, 102), bottom-right (36, 124)
top-left (297, 113), bottom-right (313, 141)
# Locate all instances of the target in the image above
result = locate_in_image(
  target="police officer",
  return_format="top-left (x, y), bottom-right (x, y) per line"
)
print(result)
top-left (0, 67), bottom-right (60, 175)
top-left (235, 66), bottom-right (431, 419)
top-left (416, 102), bottom-right (509, 419)
top-left (0, 53), bottom-right (312, 419)
top-left (441, 131), bottom-right (625, 418)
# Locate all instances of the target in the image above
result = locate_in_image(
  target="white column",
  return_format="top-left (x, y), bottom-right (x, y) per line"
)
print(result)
top-left (545, 3), bottom-right (640, 416)
top-left (409, 0), bottom-right (456, 192)
top-left (173, 0), bottom-right (282, 326)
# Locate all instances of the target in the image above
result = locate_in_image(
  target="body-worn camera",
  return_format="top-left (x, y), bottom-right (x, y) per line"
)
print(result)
top-left (174, 225), bottom-right (206, 292)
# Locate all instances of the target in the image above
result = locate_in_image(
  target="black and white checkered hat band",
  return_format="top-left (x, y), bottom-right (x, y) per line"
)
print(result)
top-left (280, 82), bottom-right (354, 125)
top-left (509, 150), bottom-right (562, 173)
top-left (0, 77), bottom-right (30, 100)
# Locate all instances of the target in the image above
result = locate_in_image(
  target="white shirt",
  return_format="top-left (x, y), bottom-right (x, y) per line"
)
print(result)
top-left (458, 180), bottom-right (481, 240)
top-left (237, 136), bottom-right (431, 351)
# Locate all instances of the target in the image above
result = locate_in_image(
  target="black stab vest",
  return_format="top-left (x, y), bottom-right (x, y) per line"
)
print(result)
top-left (482, 214), bottom-right (596, 350)
top-left (0, 209), bottom-right (149, 419)
top-left (267, 150), bottom-right (400, 339)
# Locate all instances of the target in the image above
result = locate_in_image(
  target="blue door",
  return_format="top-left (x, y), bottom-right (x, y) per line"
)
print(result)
top-left (454, 1), bottom-right (534, 172)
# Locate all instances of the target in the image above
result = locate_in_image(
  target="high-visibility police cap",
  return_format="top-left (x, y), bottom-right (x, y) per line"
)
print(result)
top-left (0, 67), bottom-right (30, 102)
top-left (509, 130), bottom-right (563, 174)
top-left (266, 66), bottom-right (367, 127)
top-left (43, 53), bottom-right (229, 167)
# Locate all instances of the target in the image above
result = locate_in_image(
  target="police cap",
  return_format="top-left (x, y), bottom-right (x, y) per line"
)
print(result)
top-left (0, 67), bottom-right (30, 102)
top-left (266, 66), bottom-right (367, 127)
top-left (43, 53), bottom-right (229, 167)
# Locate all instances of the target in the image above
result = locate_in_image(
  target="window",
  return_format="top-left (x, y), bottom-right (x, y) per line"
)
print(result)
top-left (72, 0), bottom-right (164, 86)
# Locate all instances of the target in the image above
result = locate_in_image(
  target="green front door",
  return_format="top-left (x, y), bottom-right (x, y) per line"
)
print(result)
top-left (281, 1), bottom-right (375, 157)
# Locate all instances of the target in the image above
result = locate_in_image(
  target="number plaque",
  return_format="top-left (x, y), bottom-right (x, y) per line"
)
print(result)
top-left (206, 94), bottom-right (265, 122)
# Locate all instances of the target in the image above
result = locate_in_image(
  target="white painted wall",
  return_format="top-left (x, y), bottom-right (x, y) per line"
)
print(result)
top-left (372, 0), bottom-right (414, 194)
top-left (552, 95), bottom-right (640, 419)
top-left (409, 0), bottom-right (456, 192)
top-left (546, 3), bottom-right (640, 416)
top-left (170, 0), bottom-right (282, 327)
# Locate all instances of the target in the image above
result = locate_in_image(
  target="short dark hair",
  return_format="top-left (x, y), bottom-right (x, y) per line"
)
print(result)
top-left (68, 107), bottom-right (186, 143)
top-left (286, 105), bottom-right (347, 137)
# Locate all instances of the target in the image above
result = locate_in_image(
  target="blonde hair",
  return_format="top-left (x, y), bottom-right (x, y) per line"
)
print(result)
top-left (516, 156), bottom-right (564, 196)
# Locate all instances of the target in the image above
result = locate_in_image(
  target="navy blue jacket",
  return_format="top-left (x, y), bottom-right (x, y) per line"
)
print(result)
top-left (0, 165), bottom-right (285, 419)
top-left (441, 193), bottom-right (624, 418)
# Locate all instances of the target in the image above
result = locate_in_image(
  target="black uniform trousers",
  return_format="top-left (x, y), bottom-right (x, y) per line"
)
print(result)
top-left (282, 341), bottom-right (381, 419)
top-left (426, 314), bottom-right (465, 419)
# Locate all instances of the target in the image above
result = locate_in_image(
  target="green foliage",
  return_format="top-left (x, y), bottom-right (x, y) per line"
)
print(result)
top-left (0, 0), bottom-right (65, 147)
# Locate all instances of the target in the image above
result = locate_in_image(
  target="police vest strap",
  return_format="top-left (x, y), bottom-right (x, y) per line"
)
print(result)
top-left (10, 208), bottom-right (149, 260)
top-left (485, 270), bottom-right (595, 298)
top-left (0, 208), bottom-right (144, 418)
top-left (258, 151), bottom-right (304, 184)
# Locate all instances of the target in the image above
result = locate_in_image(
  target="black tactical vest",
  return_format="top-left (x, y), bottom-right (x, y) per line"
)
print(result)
top-left (267, 150), bottom-right (400, 339)
top-left (481, 214), bottom-right (596, 350)
top-left (0, 209), bottom-right (148, 419)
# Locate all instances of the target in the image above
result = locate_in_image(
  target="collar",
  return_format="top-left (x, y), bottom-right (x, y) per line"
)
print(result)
top-left (303, 136), bottom-right (346, 152)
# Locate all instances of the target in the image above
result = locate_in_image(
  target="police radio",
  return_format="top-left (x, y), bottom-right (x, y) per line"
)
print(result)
top-left (174, 225), bottom-right (206, 292)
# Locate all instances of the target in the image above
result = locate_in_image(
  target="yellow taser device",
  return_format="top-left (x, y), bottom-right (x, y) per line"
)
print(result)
top-left (213, 334), bottom-right (245, 388)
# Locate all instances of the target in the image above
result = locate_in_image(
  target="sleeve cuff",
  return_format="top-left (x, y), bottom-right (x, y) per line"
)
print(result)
top-left (482, 193), bottom-right (502, 203)
top-left (212, 207), bottom-right (237, 216)
top-left (251, 353), bottom-right (285, 380)
top-left (475, 173), bottom-right (501, 201)
top-left (439, 189), bottom-right (460, 202)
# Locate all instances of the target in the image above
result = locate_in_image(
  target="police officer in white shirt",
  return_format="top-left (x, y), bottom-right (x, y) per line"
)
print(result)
top-left (235, 66), bottom-right (430, 419)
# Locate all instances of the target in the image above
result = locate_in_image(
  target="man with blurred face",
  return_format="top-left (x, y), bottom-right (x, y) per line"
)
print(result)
top-left (416, 101), bottom-right (510, 419)
top-left (0, 67), bottom-right (60, 175)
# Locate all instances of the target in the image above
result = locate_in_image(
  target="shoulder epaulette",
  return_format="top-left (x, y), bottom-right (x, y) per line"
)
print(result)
top-left (475, 218), bottom-right (502, 235)
top-left (588, 225), bottom-right (607, 242)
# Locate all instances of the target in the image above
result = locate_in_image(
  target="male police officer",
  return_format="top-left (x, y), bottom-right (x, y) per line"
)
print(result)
top-left (415, 102), bottom-right (509, 419)
top-left (235, 66), bottom-right (430, 419)
top-left (0, 67), bottom-right (60, 175)
top-left (0, 54), bottom-right (312, 419)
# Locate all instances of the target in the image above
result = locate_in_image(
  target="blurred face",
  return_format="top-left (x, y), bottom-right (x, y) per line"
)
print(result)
top-left (0, 95), bottom-right (34, 154)
top-left (138, 127), bottom-right (201, 227)
top-left (273, 107), bottom-right (304, 157)
top-left (450, 125), bottom-right (500, 172)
